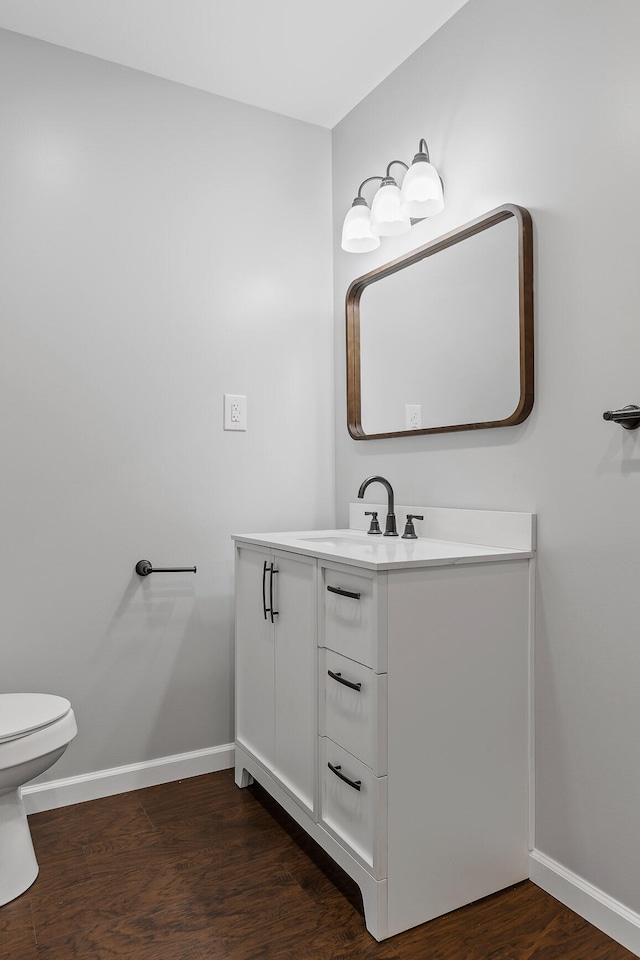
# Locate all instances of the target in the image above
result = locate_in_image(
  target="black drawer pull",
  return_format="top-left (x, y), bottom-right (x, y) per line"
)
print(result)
top-left (328, 669), bottom-right (361, 692)
top-left (327, 584), bottom-right (361, 600)
top-left (328, 762), bottom-right (361, 791)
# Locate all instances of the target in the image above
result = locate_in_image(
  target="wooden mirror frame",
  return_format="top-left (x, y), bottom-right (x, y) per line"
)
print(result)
top-left (346, 203), bottom-right (534, 440)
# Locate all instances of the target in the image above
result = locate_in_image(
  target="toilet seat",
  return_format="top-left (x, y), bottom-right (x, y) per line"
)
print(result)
top-left (0, 694), bottom-right (72, 744)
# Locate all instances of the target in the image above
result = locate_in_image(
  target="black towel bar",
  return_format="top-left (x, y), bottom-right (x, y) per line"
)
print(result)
top-left (135, 560), bottom-right (197, 577)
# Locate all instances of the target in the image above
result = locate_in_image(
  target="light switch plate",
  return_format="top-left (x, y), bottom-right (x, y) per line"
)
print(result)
top-left (224, 394), bottom-right (247, 431)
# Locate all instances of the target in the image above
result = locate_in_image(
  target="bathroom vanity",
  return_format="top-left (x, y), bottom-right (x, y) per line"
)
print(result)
top-left (233, 504), bottom-right (535, 940)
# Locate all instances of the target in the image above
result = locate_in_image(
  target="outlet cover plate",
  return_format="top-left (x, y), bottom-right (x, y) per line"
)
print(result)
top-left (405, 404), bottom-right (422, 430)
top-left (224, 394), bottom-right (247, 431)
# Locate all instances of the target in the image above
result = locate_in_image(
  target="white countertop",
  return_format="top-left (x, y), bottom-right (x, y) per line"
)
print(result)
top-left (231, 528), bottom-right (534, 571)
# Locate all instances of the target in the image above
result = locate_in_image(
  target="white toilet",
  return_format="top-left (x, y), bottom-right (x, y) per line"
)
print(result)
top-left (0, 693), bottom-right (77, 906)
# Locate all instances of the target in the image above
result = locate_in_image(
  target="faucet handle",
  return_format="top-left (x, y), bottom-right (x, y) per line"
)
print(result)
top-left (402, 514), bottom-right (424, 540)
top-left (364, 511), bottom-right (382, 535)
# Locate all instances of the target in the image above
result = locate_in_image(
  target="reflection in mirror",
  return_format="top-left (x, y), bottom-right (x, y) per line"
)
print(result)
top-left (346, 204), bottom-right (533, 439)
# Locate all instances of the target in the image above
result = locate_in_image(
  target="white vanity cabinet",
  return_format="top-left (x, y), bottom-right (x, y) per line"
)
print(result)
top-left (234, 542), bottom-right (317, 815)
top-left (234, 509), bottom-right (535, 941)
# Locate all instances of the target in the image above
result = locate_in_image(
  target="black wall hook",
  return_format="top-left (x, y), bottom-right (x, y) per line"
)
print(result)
top-left (135, 560), bottom-right (197, 577)
top-left (602, 405), bottom-right (640, 430)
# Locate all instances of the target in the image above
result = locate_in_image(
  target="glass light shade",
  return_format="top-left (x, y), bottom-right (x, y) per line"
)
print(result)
top-left (399, 160), bottom-right (444, 218)
top-left (370, 182), bottom-right (411, 237)
top-left (341, 203), bottom-right (380, 252)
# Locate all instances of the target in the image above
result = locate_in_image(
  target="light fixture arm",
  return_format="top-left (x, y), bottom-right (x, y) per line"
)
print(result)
top-left (417, 138), bottom-right (430, 160)
top-left (385, 160), bottom-right (409, 180)
top-left (355, 175), bottom-right (384, 201)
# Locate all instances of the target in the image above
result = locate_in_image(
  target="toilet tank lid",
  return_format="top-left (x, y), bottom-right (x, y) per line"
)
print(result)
top-left (0, 693), bottom-right (72, 741)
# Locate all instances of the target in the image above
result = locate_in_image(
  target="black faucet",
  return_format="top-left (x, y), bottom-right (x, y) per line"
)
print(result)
top-left (357, 476), bottom-right (398, 537)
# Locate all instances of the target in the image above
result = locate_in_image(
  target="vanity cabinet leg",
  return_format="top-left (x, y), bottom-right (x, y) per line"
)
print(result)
top-left (360, 877), bottom-right (388, 942)
top-left (235, 761), bottom-right (253, 789)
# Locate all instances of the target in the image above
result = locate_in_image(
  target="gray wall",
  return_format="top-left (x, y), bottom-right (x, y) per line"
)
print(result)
top-left (5, 0), bottom-right (640, 929)
top-left (333, 0), bottom-right (640, 915)
top-left (0, 29), bottom-right (335, 778)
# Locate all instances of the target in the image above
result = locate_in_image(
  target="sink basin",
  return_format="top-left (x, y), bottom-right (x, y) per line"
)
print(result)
top-left (298, 534), bottom-right (373, 548)
top-left (295, 533), bottom-right (523, 564)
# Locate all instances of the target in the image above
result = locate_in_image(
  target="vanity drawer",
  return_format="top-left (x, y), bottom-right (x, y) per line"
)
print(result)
top-left (319, 649), bottom-right (387, 775)
top-left (319, 737), bottom-right (387, 879)
top-left (321, 564), bottom-right (387, 672)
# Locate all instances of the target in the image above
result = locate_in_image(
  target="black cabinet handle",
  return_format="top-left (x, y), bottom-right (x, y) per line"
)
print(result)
top-left (327, 584), bottom-right (361, 600)
top-left (327, 669), bottom-right (361, 692)
top-left (262, 560), bottom-right (268, 620)
top-left (269, 564), bottom-right (278, 623)
top-left (328, 762), bottom-right (361, 791)
top-left (262, 561), bottom-right (279, 622)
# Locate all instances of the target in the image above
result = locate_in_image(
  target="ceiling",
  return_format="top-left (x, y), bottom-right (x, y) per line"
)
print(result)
top-left (0, 0), bottom-right (469, 128)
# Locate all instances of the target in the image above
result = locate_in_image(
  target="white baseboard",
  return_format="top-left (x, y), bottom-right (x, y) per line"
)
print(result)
top-left (530, 849), bottom-right (640, 957)
top-left (21, 743), bottom-right (235, 815)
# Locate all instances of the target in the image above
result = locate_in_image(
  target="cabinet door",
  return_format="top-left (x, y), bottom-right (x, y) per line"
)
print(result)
top-left (272, 550), bottom-right (316, 814)
top-left (235, 544), bottom-right (274, 770)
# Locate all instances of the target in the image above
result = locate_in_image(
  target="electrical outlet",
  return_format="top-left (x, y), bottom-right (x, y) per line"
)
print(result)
top-left (224, 394), bottom-right (247, 431)
top-left (405, 404), bottom-right (422, 430)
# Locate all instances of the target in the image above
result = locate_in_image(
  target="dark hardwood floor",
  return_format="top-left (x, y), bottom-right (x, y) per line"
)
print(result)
top-left (1, 770), bottom-right (635, 959)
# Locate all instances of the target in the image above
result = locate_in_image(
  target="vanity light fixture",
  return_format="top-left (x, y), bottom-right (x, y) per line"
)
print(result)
top-left (341, 139), bottom-right (444, 253)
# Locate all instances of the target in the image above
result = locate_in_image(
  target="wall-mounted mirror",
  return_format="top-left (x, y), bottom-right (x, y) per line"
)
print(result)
top-left (346, 204), bottom-right (533, 439)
